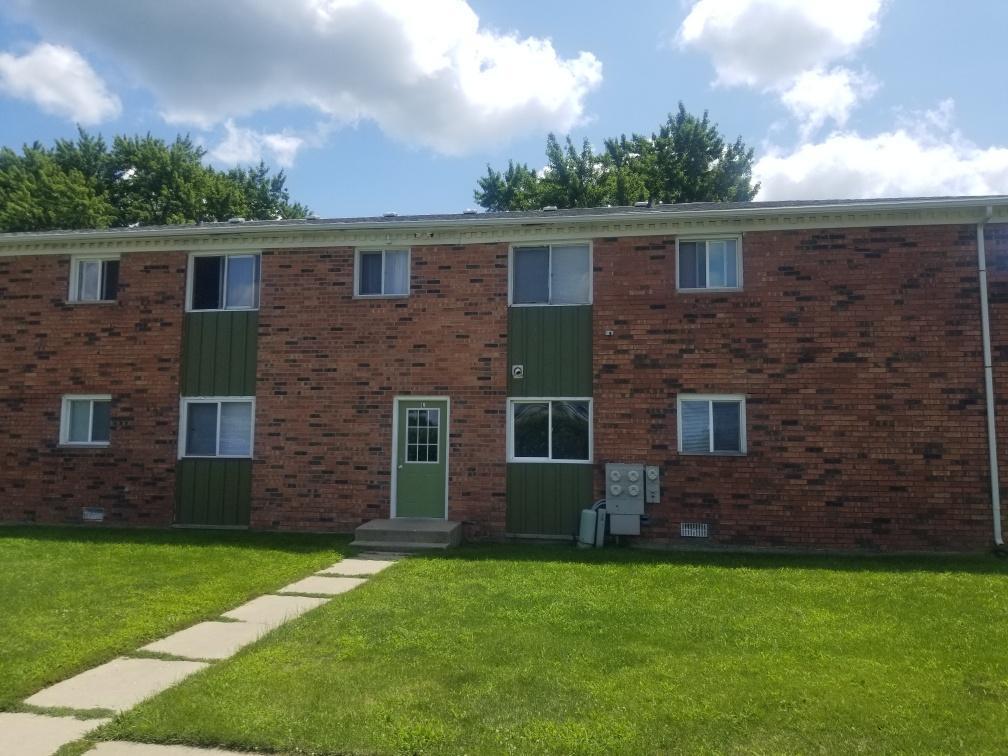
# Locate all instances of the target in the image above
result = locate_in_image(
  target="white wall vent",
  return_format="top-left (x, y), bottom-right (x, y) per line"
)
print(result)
top-left (82, 507), bottom-right (105, 522)
top-left (680, 522), bottom-right (709, 538)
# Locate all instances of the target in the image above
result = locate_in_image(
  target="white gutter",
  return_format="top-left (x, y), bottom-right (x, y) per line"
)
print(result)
top-left (977, 205), bottom-right (1004, 547)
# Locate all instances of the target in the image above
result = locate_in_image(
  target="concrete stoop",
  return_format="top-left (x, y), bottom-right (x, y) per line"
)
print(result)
top-left (351, 518), bottom-right (462, 551)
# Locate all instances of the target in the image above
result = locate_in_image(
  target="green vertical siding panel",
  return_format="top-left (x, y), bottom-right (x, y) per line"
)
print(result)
top-left (181, 311), bottom-right (258, 396)
top-left (506, 464), bottom-right (593, 536)
top-left (175, 459), bottom-right (252, 526)
top-left (508, 306), bottom-right (592, 396)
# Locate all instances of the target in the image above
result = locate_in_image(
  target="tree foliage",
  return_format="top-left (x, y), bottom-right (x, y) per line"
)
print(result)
top-left (474, 103), bottom-right (759, 211)
top-left (0, 128), bottom-right (310, 232)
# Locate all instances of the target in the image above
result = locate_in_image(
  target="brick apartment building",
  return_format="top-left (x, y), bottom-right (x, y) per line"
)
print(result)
top-left (1, 196), bottom-right (1007, 552)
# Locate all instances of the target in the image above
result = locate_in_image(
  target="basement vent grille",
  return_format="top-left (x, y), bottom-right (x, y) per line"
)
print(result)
top-left (680, 522), bottom-right (709, 538)
top-left (82, 507), bottom-right (105, 523)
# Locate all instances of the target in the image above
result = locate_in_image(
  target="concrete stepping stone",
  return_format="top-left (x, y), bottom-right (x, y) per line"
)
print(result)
top-left (26, 657), bottom-right (207, 713)
top-left (221, 594), bottom-right (328, 629)
top-left (140, 621), bottom-right (269, 660)
top-left (0, 712), bottom-right (109, 756)
top-left (277, 575), bottom-right (366, 595)
top-left (318, 557), bottom-right (397, 576)
top-left (89, 742), bottom-right (255, 755)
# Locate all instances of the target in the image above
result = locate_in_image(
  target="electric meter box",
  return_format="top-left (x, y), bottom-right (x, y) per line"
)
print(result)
top-left (644, 465), bottom-right (660, 504)
top-left (605, 463), bottom-right (645, 515)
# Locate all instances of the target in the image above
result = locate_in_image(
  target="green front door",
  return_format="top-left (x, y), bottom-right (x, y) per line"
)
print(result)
top-left (394, 398), bottom-right (448, 518)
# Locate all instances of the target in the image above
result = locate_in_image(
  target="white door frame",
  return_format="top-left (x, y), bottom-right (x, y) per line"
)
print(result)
top-left (390, 395), bottom-right (450, 519)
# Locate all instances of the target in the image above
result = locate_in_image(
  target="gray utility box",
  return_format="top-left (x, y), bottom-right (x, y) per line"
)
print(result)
top-left (605, 463), bottom-right (645, 515)
top-left (645, 465), bottom-right (660, 504)
top-left (609, 513), bottom-right (641, 536)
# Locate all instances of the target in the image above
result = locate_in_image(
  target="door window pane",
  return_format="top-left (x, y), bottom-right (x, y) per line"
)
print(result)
top-left (712, 401), bottom-right (742, 452)
top-left (513, 402), bottom-right (549, 458)
top-left (513, 247), bottom-right (549, 304)
top-left (192, 256), bottom-right (223, 310)
top-left (383, 250), bottom-right (409, 295)
top-left (551, 400), bottom-right (590, 460)
top-left (680, 400), bottom-right (710, 453)
top-left (91, 400), bottom-right (110, 442)
top-left (550, 245), bottom-right (590, 304)
top-left (406, 407), bottom-right (439, 463)
top-left (67, 399), bottom-right (91, 443)
top-left (225, 255), bottom-right (258, 309)
top-left (185, 403), bottom-right (218, 456)
top-left (359, 252), bottom-right (382, 295)
top-left (219, 402), bottom-right (252, 456)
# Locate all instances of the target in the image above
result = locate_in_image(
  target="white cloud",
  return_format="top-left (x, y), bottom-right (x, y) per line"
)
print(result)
top-left (779, 67), bottom-right (878, 136)
top-left (678, 0), bottom-right (883, 132)
top-left (13, 0), bottom-right (602, 155)
top-left (0, 42), bottom-right (120, 124)
top-left (754, 101), bottom-right (1008, 200)
top-left (210, 121), bottom-right (305, 168)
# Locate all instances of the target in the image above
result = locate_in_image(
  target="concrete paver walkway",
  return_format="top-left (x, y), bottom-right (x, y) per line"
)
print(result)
top-left (26, 657), bottom-right (209, 712)
top-left (0, 712), bottom-right (109, 756)
top-left (18, 552), bottom-right (401, 755)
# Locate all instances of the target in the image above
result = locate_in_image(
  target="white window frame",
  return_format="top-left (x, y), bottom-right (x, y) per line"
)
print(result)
top-left (185, 252), bottom-right (262, 313)
top-left (676, 394), bottom-right (747, 455)
top-left (675, 236), bottom-right (743, 292)
top-left (508, 241), bottom-right (593, 307)
top-left (506, 397), bottom-right (593, 464)
top-left (68, 255), bottom-right (120, 303)
top-left (178, 396), bottom-right (256, 459)
top-left (353, 248), bottom-right (411, 298)
top-left (59, 394), bottom-right (112, 447)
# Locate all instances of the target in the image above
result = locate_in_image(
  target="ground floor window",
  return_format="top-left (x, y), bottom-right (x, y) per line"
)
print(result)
top-left (508, 398), bottom-right (592, 462)
top-left (179, 397), bottom-right (254, 458)
top-left (60, 395), bottom-right (111, 446)
top-left (677, 395), bottom-right (746, 454)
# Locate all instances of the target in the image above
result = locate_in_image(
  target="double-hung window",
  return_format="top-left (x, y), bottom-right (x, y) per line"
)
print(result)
top-left (180, 398), bottom-right (254, 458)
top-left (511, 243), bottom-right (591, 305)
top-left (60, 395), bottom-right (111, 446)
top-left (69, 256), bottom-right (119, 302)
top-left (355, 249), bottom-right (410, 297)
top-left (677, 395), bottom-right (746, 454)
top-left (188, 254), bottom-right (260, 311)
top-left (508, 398), bottom-right (592, 462)
top-left (677, 238), bottom-right (741, 290)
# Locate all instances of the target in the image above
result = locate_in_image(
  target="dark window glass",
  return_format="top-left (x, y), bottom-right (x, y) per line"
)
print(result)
top-left (101, 260), bottom-right (119, 301)
top-left (513, 402), bottom-right (549, 458)
top-left (513, 247), bottom-right (549, 304)
top-left (678, 242), bottom-right (706, 289)
top-left (185, 402), bottom-right (218, 456)
top-left (359, 253), bottom-right (383, 295)
top-left (192, 256), bottom-right (223, 310)
top-left (712, 401), bottom-right (742, 452)
top-left (551, 401), bottom-right (590, 460)
top-left (91, 400), bottom-right (110, 442)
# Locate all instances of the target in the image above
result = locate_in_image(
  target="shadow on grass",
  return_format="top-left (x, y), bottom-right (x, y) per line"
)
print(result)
top-left (415, 540), bottom-right (1008, 576)
top-left (0, 524), bottom-right (350, 555)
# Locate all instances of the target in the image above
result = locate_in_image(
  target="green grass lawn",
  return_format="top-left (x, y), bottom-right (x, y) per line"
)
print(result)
top-left (0, 525), bottom-right (348, 710)
top-left (99, 546), bottom-right (1008, 755)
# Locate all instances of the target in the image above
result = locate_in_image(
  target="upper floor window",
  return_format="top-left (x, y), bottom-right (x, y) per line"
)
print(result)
top-left (511, 243), bottom-right (591, 305)
top-left (677, 238), bottom-right (741, 290)
top-left (60, 395), bottom-right (111, 446)
top-left (677, 395), bottom-right (746, 455)
top-left (188, 254), bottom-right (260, 311)
top-left (355, 249), bottom-right (410, 297)
top-left (69, 256), bottom-right (119, 303)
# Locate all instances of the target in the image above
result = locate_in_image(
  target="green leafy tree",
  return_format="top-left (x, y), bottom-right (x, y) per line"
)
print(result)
top-left (0, 128), bottom-right (309, 232)
top-left (474, 103), bottom-right (759, 211)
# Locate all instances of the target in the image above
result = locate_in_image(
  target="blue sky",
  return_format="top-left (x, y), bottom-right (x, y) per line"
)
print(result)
top-left (1, 0), bottom-right (1006, 218)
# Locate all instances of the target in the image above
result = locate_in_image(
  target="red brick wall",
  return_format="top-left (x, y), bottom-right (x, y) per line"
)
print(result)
top-left (593, 226), bottom-right (997, 551)
top-left (251, 244), bottom-right (509, 537)
top-left (0, 252), bottom-right (186, 525)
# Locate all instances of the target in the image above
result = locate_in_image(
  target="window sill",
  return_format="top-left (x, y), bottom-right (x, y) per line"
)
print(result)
top-left (59, 442), bottom-right (110, 449)
top-left (353, 293), bottom-right (410, 300)
top-left (677, 451), bottom-right (747, 457)
top-left (507, 458), bottom-right (593, 465)
top-left (509, 302), bottom-right (592, 308)
top-left (185, 307), bottom-right (259, 314)
top-left (676, 287), bottom-right (743, 294)
top-left (64, 299), bottom-right (118, 306)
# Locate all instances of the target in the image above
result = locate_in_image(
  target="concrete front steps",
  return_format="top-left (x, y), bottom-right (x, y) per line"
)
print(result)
top-left (351, 518), bottom-right (462, 551)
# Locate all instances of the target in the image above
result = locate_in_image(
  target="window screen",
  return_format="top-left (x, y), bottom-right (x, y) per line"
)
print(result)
top-left (513, 247), bottom-right (550, 304)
